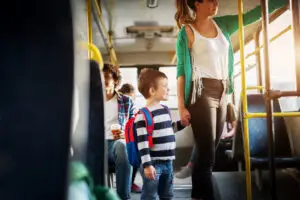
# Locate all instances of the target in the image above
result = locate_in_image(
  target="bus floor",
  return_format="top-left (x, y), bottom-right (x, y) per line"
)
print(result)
top-left (114, 169), bottom-right (300, 200)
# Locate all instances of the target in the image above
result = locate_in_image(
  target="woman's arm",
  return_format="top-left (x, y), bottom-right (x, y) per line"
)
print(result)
top-left (177, 76), bottom-right (191, 126)
top-left (176, 29), bottom-right (191, 126)
top-left (177, 76), bottom-right (186, 110)
top-left (218, 0), bottom-right (289, 36)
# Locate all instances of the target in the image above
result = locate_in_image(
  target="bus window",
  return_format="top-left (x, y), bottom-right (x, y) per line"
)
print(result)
top-left (259, 10), bottom-right (297, 111)
top-left (119, 67), bottom-right (146, 108)
top-left (234, 67), bottom-right (258, 106)
top-left (234, 40), bottom-right (257, 106)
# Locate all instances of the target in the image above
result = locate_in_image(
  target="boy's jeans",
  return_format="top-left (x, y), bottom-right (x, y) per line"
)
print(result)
top-left (140, 160), bottom-right (174, 200)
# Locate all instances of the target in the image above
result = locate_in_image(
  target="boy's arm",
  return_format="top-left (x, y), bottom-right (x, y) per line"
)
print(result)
top-left (172, 121), bottom-right (186, 133)
top-left (135, 113), bottom-right (152, 168)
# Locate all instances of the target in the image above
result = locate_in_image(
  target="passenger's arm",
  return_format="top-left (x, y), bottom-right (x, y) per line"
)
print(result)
top-left (172, 120), bottom-right (186, 133)
top-left (177, 76), bottom-right (191, 126)
top-left (176, 34), bottom-right (185, 79)
top-left (176, 30), bottom-right (191, 126)
top-left (220, 0), bottom-right (289, 36)
top-left (135, 113), bottom-right (152, 168)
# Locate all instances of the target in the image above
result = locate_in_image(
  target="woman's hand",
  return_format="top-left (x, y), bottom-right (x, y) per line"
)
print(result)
top-left (179, 107), bottom-right (191, 126)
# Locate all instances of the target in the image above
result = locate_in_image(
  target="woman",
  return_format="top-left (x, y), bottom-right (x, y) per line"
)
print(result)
top-left (175, 0), bottom-right (287, 199)
top-left (118, 83), bottom-right (141, 194)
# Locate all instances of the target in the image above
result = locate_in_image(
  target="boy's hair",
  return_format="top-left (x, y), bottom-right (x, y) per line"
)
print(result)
top-left (138, 68), bottom-right (168, 99)
top-left (119, 83), bottom-right (135, 95)
top-left (103, 63), bottom-right (121, 86)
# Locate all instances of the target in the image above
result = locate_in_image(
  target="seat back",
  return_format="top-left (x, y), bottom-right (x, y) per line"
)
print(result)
top-left (231, 93), bottom-right (291, 160)
top-left (0, 1), bottom-right (74, 199)
top-left (71, 60), bottom-right (106, 186)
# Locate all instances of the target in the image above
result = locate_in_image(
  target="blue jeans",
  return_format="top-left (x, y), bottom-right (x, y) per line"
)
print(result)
top-left (140, 160), bottom-right (174, 200)
top-left (107, 140), bottom-right (132, 200)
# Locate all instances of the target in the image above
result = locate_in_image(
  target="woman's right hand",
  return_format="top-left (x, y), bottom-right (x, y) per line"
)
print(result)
top-left (179, 107), bottom-right (191, 126)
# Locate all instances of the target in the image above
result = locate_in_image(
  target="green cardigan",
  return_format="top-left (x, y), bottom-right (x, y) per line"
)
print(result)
top-left (176, 0), bottom-right (288, 105)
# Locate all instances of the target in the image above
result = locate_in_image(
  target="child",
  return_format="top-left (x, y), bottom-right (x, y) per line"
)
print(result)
top-left (134, 68), bottom-right (185, 200)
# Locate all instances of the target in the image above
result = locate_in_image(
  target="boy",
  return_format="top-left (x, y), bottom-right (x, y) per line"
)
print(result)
top-left (134, 68), bottom-right (185, 200)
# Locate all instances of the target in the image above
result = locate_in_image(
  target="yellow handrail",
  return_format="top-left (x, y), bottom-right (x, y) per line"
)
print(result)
top-left (81, 42), bottom-right (104, 70)
top-left (246, 112), bottom-right (300, 118)
top-left (86, 0), bottom-right (93, 59)
top-left (247, 86), bottom-right (264, 90)
top-left (93, 0), bottom-right (118, 66)
top-left (237, 0), bottom-right (252, 199)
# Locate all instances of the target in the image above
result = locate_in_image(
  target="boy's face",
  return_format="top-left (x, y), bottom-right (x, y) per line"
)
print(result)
top-left (104, 71), bottom-right (117, 94)
top-left (151, 78), bottom-right (169, 101)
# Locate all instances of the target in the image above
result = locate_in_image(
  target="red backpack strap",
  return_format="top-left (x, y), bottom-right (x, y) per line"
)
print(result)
top-left (140, 107), bottom-right (154, 148)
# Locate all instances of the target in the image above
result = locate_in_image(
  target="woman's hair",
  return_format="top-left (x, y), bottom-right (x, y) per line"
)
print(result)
top-left (175, 0), bottom-right (203, 26)
top-left (103, 63), bottom-right (121, 87)
top-left (118, 83), bottom-right (135, 95)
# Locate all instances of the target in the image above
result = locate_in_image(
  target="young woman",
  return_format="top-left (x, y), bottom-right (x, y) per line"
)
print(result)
top-left (175, 0), bottom-right (287, 199)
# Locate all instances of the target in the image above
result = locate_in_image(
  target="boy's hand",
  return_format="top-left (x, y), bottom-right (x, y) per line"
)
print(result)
top-left (144, 165), bottom-right (156, 180)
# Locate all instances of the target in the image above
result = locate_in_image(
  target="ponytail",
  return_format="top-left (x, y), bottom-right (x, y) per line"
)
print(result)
top-left (175, 0), bottom-right (195, 28)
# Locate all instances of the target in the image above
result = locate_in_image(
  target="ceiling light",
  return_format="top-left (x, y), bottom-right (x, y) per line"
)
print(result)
top-left (147, 0), bottom-right (158, 8)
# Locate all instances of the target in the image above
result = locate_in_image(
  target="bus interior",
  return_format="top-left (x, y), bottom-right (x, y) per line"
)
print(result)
top-left (1, 0), bottom-right (300, 200)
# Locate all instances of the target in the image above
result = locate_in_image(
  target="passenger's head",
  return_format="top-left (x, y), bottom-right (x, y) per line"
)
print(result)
top-left (175, 0), bottom-right (219, 25)
top-left (138, 68), bottom-right (169, 101)
top-left (119, 83), bottom-right (136, 100)
top-left (103, 63), bottom-right (121, 94)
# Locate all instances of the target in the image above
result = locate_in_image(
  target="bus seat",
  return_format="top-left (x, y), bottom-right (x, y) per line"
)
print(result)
top-left (226, 93), bottom-right (300, 169)
top-left (71, 60), bottom-right (106, 187)
top-left (283, 109), bottom-right (300, 156)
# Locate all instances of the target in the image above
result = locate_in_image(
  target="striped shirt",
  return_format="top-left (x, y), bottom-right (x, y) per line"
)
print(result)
top-left (134, 104), bottom-right (185, 167)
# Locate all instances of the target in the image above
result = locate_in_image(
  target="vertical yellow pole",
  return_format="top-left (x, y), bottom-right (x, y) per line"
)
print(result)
top-left (237, 0), bottom-right (252, 199)
top-left (108, 30), bottom-right (114, 65)
top-left (86, 0), bottom-right (93, 59)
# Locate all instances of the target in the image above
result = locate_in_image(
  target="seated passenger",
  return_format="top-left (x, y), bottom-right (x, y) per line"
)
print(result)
top-left (134, 68), bottom-right (185, 200)
top-left (103, 64), bottom-right (136, 200)
top-left (175, 102), bottom-right (237, 179)
top-left (118, 83), bottom-right (142, 193)
top-left (119, 83), bottom-right (136, 100)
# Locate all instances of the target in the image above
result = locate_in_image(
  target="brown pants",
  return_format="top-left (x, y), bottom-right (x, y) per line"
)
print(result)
top-left (188, 78), bottom-right (227, 200)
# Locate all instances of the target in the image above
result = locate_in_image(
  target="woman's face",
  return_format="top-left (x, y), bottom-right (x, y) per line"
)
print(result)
top-left (195, 0), bottom-right (219, 18)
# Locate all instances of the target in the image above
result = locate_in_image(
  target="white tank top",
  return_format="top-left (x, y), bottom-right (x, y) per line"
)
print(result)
top-left (190, 20), bottom-right (229, 80)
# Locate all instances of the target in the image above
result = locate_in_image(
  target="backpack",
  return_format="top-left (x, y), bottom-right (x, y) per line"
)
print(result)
top-left (125, 105), bottom-right (170, 168)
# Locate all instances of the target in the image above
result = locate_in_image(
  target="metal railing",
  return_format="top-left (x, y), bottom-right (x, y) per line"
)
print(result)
top-left (92, 0), bottom-right (118, 66)
top-left (238, 0), bottom-right (300, 199)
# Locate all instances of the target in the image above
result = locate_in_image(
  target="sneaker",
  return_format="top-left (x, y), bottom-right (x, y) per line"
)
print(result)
top-left (175, 166), bottom-right (192, 179)
top-left (131, 183), bottom-right (142, 193)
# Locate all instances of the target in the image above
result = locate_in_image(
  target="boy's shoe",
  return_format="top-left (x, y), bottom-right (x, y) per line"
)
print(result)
top-left (175, 166), bottom-right (192, 179)
top-left (131, 183), bottom-right (142, 193)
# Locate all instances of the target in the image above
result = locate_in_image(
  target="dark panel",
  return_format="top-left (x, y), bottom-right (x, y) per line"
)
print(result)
top-left (0, 1), bottom-right (74, 200)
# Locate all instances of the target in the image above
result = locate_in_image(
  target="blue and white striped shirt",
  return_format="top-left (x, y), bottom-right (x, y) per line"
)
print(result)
top-left (134, 104), bottom-right (185, 167)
